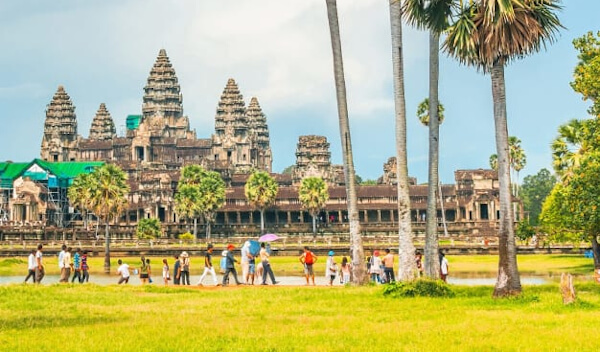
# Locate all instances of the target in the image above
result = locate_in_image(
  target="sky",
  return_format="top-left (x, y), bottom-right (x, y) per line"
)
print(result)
top-left (0, 1), bottom-right (598, 184)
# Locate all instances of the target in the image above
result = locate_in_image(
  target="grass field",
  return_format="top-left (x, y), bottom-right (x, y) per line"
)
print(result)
top-left (1, 283), bottom-right (600, 351)
top-left (0, 254), bottom-right (595, 278)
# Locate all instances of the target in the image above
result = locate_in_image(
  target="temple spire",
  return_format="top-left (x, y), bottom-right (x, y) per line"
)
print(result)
top-left (89, 103), bottom-right (116, 140)
top-left (40, 85), bottom-right (79, 162)
top-left (246, 97), bottom-right (270, 150)
top-left (142, 48), bottom-right (183, 120)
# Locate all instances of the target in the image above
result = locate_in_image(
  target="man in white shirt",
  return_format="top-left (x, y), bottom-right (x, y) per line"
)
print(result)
top-left (58, 245), bottom-right (66, 282)
top-left (117, 259), bottom-right (130, 284)
top-left (24, 249), bottom-right (36, 283)
top-left (35, 244), bottom-right (44, 284)
top-left (62, 247), bottom-right (72, 282)
top-left (440, 252), bottom-right (449, 282)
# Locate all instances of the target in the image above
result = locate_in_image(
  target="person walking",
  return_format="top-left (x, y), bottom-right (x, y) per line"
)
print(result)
top-left (241, 241), bottom-right (250, 284)
top-left (173, 255), bottom-right (181, 285)
top-left (80, 250), bottom-right (90, 283)
top-left (162, 259), bottom-right (170, 285)
top-left (415, 250), bottom-right (424, 277)
top-left (383, 249), bottom-right (395, 284)
top-left (116, 259), bottom-right (130, 284)
top-left (222, 244), bottom-right (241, 286)
top-left (60, 247), bottom-right (72, 283)
top-left (35, 244), bottom-right (45, 284)
top-left (325, 250), bottom-right (335, 283)
top-left (139, 256), bottom-right (149, 285)
top-left (58, 244), bottom-right (67, 282)
top-left (260, 242), bottom-right (278, 285)
top-left (146, 258), bottom-right (153, 283)
top-left (440, 251), bottom-right (449, 283)
top-left (198, 244), bottom-right (219, 286)
top-left (24, 249), bottom-right (36, 283)
top-left (340, 257), bottom-right (351, 284)
top-left (180, 252), bottom-right (191, 285)
top-left (328, 260), bottom-right (338, 286)
top-left (299, 246), bottom-right (318, 285)
top-left (71, 248), bottom-right (82, 283)
top-left (369, 250), bottom-right (382, 283)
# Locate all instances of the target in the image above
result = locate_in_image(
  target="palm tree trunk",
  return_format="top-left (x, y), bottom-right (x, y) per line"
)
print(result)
top-left (326, 0), bottom-right (367, 284)
top-left (260, 209), bottom-right (265, 234)
top-left (424, 32), bottom-right (441, 279)
top-left (312, 214), bottom-right (317, 235)
top-left (193, 218), bottom-right (197, 239)
top-left (491, 62), bottom-right (522, 297)
top-left (104, 220), bottom-right (110, 274)
top-left (591, 234), bottom-right (600, 269)
top-left (206, 220), bottom-right (211, 240)
top-left (389, 0), bottom-right (417, 281)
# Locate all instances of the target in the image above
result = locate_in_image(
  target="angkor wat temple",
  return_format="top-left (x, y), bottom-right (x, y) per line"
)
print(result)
top-left (0, 49), bottom-right (521, 239)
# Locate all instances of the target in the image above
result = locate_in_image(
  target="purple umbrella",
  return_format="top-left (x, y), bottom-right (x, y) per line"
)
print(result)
top-left (259, 233), bottom-right (279, 242)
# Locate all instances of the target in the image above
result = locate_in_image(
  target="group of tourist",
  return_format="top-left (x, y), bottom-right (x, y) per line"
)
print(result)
top-left (23, 244), bottom-right (90, 284)
top-left (366, 249), bottom-right (449, 283)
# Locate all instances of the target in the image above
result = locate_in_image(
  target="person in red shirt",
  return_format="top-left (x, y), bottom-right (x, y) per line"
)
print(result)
top-left (300, 246), bottom-right (318, 285)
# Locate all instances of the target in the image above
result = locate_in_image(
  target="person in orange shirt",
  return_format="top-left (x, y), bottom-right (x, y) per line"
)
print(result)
top-left (383, 249), bottom-right (395, 283)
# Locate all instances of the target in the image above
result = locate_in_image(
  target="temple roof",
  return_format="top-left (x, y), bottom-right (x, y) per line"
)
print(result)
top-left (43, 85), bottom-right (77, 137)
top-left (142, 49), bottom-right (183, 120)
top-left (215, 78), bottom-right (246, 125)
top-left (246, 97), bottom-right (270, 148)
top-left (89, 103), bottom-right (116, 140)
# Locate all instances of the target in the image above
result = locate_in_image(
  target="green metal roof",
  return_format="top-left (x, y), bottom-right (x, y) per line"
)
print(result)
top-left (0, 159), bottom-right (104, 189)
top-left (0, 162), bottom-right (30, 189)
top-left (126, 115), bottom-right (142, 130)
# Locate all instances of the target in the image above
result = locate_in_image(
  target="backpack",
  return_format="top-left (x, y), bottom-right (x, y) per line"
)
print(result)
top-left (305, 251), bottom-right (314, 265)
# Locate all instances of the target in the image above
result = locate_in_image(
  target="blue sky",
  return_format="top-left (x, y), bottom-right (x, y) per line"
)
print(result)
top-left (0, 1), bottom-right (598, 183)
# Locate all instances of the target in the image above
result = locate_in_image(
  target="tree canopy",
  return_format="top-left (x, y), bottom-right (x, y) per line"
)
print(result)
top-left (519, 168), bottom-right (556, 226)
top-left (245, 171), bottom-right (278, 233)
top-left (299, 177), bottom-right (329, 235)
top-left (571, 31), bottom-right (600, 117)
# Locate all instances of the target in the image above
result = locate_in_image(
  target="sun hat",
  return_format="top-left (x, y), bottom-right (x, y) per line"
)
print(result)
top-left (374, 250), bottom-right (380, 256)
top-left (328, 250), bottom-right (334, 256)
top-left (181, 251), bottom-right (189, 258)
top-left (227, 244), bottom-right (235, 250)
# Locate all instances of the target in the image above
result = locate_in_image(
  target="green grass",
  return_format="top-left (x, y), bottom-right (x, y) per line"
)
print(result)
top-left (1, 283), bottom-right (600, 351)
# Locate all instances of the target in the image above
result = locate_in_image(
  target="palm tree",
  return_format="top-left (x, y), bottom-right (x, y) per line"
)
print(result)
top-left (174, 184), bottom-right (201, 236)
top-left (389, 0), bottom-right (418, 281)
top-left (244, 171), bottom-right (278, 234)
top-left (325, 0), bottom-right (367, 284)
top-left (417, 98), bottom-right (445, 126)
top-left (197, 170), bottom-right (226, 239)
top-left (490, 136), bottom-right (527, 196)
top-left (298, 177), bottom-right (329, 235)
top-left (445, 0), bottom-right (562, 297)
top-left (89, 164), bottom-right (129, 273)
top-left (68, 173), bottom-right (95, 230)
top-left (551, 118), bottom-right (600, 181)
top-left (404, 0), bottom-right (453, 280)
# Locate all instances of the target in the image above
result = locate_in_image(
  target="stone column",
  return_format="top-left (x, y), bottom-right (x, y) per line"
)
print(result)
top-left (236, 211), bottom-right (241, 224)
top-left (377, 210), bottom-right (382, 223)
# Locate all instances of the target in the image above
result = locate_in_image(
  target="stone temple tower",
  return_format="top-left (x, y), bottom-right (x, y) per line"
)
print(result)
top-left (246, 97), bottom-right (272, 172)
top-left (88, 103), bottom-right (116, 140)
top-left (292, 135), bottom-right (343, 185)
top-left (212, 78), bottom-right (252, 172)
top-left (40, 86), bottom-right (79, 162)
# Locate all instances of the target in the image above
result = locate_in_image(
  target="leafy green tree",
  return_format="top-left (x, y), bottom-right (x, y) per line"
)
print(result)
top-left (551, 118), bottom-right (600, 181)
top-left (540, 155), bottom-right (600, 268)
top-left (389, 0), bottom-right (418, 281)
top-left (519, 168), bottom-right (556, 226)
top-left (245, 171), bottom-right (278, 234)
top-left (571, 31), bottom-right (600, 117)
top-left (299, 177), bottom-right (329, 235)
top-left (325, 0), bottom-right (367, 284)
top-left (197, 170), bottom-right (226, 239)
top-left (281, 165), bottom-right (295, 175)
top-left (137, 218), bottom-right (162, 240)
top-left (68, 173), bottom-right (96, 230)
top-left (445, 0), bottom-right (562, 297)
top-left (89, 164), bottom-right (129, 273)
top-left (174, 165), bottom-right (206, 238)
top-left (360, 179), bottom-right (378, 185)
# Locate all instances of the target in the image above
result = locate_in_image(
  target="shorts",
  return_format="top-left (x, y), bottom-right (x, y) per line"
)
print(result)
top-left (118, 276), bottom-right (129, 284)
top-left (140, 274), bottom-right (149, 279)
top-left (304, 263), bottom-right (314, 276)
top-left (249, 263), bottom-right (256, 274)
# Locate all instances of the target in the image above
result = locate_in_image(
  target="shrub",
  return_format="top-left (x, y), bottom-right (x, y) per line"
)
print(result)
top-left (516, 220), bottom-right (536, 241)
top-left (136, 218), bottom-right (162, 239)
top-left (382, 279), bottom-right (455, 298)
top-left (178, 232), bottom-right (194, 242)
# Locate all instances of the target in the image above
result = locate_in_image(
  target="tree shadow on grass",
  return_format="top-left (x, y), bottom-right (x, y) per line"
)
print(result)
top-left (0, 314), bottom-right (118, 331)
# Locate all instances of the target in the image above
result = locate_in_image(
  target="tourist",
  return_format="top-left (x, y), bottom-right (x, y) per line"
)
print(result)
top-left (260, 242), bottom-right (278, 285)
top-left (247, 251), bottom-right (256, 285)
top-left (117, 259), bottom-right (130, 284)
top-left (139, 256), bottom-right (149, 285)
top-left (340, 256), bottom-right (351, 284)
top-left (146, 258), bottom-right (153, 283)
top-left (61, 247), bottom-right (72, 283)
top-left (173, 255), bottom-right (181, 285)
top-left (222, 244), bottom-right (241, 286)
top-left (369, 250), bottom-right (382, 283)
top-left (24, 249), bottom-right (36, 283)
top-left (415, 250), bottom-right (423, 277)
top-left (328, 260), bottom-right (338, 286)
top-left (383, 249), bottom-right (395, 283)
top-left (72, 248), bottom-right (82, 283)
top-left (58, 244), bottom-right (67, 282)
top-left (180, 251), bottom-right (190, 285)
top-left (35, 244), bottom-right (44, 284)
top-left (198, 244), bottom-right (219, 286)
top-left (241, 240), bottom-right (250, 284)
top-left (81, 250), bottom-right (90, 283)
top-left (325, 250), bottom-right (335, 283)
top-left (162, 258), bottom-right (170, 285)
top-left (299, 246), bottom-right (318, 285)
top-left (440, 251), bottom-right (449, 283)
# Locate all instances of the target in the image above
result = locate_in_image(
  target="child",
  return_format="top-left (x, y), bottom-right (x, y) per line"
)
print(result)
top-left (146, 258), bottom-right (153, 284)
top-left (162, 258), bottom-right (170, 285)
top-left (328, 261), bottom-right (338, 286)
top-left (340, 256), bottom-right (351, 284)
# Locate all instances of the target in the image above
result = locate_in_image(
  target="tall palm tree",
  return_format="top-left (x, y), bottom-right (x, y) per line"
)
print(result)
top-left (445, 0), bottom-right (562, 296)
top-left (325, 0), bottom-right (367, 284)
top-left (244, 171), bottom-right (278, 234)
top-left (489, 136), bottom-right (527, 196)
top-left (389, 0), bottom-right (418, 281)
top-left (68, 173), bottom-right (95, 230)
top-left (298, 177), bottom-right (329, 235)
top-left (89, 164), bottom-right (129, 273)
top-left (404, 0), bottom-right (452, 279)
top-left (174, 184), bottom-right (201, 235)
top-left (551, 118), bottom-right (600, 181)
top-left (197, 170), bottom-right (226, 239)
